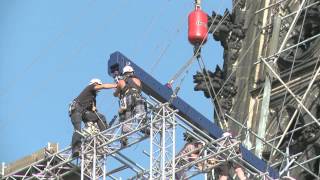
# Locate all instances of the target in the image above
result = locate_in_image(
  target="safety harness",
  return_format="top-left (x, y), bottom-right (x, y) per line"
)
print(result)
top-left (120, 75), bottom-right (142, 97)
top-left (119, 75), bottom-right (144, 113)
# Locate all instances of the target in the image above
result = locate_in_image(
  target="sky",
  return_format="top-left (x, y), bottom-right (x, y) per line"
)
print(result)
top-left (0, 0), bottom-right (231, 178)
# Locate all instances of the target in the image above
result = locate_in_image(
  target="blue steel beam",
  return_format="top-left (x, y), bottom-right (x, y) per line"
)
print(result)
top-left (107, 51), bottom-right (279, 179)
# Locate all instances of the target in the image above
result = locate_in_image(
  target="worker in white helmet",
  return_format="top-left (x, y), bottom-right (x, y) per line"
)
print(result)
top-left (175, 132), bottom-right (204, 179)
top-left (216, 131), bottom-right (246, 180)
top-left (69, 78), bottom-right (117, 157)
top-left (114, 65), bottom-right (147, 147)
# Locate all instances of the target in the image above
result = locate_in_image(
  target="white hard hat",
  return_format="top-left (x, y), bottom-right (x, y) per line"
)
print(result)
top-left (123, 65), bottom-right (134, 74)
top-left (89, 78), bottom-right (102, 85)
top-left (222, 132), bottom-right (232, 137)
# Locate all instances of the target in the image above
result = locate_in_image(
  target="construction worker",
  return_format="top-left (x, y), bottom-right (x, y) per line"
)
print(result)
top-left (69, 78), bottom-right (117, 157)
top-left (217, 131), bottom-right (246, 180)
top-left (175, 132), bottom-right (204, 179)
top-left (113, 65), bottom-right (146, 146)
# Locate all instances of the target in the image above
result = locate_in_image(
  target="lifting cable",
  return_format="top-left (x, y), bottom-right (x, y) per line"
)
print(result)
top-left (0, 0), bottom-right (98, 97)
top-left (166, 0), bottom-right (244, 109)
top-left (150, 1), bottom-right (190, 74)
top-left (167, 10), bottom-right (231, 86)
top-left (166, 10), bottom-right (232, 107)
top-left (167, 0), bottom-right (244, 86)
top-left (132, 0), bottom-right (173, 62)
top-left (0, 1), bottom-right (130, 128)
top-left (196, 55), bottom-right (228, 130)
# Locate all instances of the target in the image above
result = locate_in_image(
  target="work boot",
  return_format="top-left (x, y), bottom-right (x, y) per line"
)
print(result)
top-left (140, 127), bottom-right (150, 136)
top-left (72, 144), bottom-right (81, 158)
top-left (120, 137), bottom-right (128, 148)
top-left (72, 148), bottom-right (80, 158)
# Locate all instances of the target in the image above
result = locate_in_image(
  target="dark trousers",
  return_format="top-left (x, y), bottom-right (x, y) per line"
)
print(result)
top-left (70, 110), bottom-right (107, 150)
top-left (119, 94), bottom-right (146, 133)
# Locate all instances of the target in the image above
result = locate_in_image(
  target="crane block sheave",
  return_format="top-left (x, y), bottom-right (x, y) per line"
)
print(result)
top-left (107, 51), bottom-right (279, 179)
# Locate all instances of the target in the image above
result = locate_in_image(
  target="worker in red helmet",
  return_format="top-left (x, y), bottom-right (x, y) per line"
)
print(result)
top-left (114, 65), bottom-right (147, 147)
top-left (69, 78), bottom-right (117, 157)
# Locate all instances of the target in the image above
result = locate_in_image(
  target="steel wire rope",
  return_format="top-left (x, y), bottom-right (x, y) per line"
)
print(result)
top-left (0, 0), bottom-right (98, 97)
top-left (176, 1), bottom-right (269, 149)
top-left (162, 1), bottom-right (265, 176)
top-left (205, 31), bottom-right (269, 176)
top-left (107, 1), bottom-right (188, 152)
top-left (166, 0), bottom-right (243, 111)
top-left (147, 0), bottom-right (238, 109)
top-left (251, 4), bottom-right (320, 178)
top-left (213, 6), bottom-right (318, 177)
top-left (150, 0), bottom-right (229, 76)
top-left (131, 0), bottom-right (174, 62)
top-left (161, 10), bottom-right (233, 117)
top-left (105, 1), bottom-right (188, 117)
top-left (161, 1), bottom-right (236, 112)
top-left (105, 1), bottom-right (187, 114)
top-left (167, 10), bottom-right (230, 86)
top-left (193, 8), bottom-right (263, 144)
top-left (149, 8), bottom-right (186, 75)
top-left (103, 6), bottom-right (185, 142)
top-left (266, 5), bottom-right (312, 171)
top-left (160, 0), bottom-right (261, 159)
top-left (206, 31), bottom-right (261, 125)
top-left (231, 5), bottom-right (312, 177)
top-left (0, 1), bottom-right (130, 129)
top-left (196, 56), bottom-right (228, 130)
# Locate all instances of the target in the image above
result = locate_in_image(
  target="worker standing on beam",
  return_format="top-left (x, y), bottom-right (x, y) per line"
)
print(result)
top-left (114, 65), bottom-right (147, 146)
top-left (69, 78), bottom-right (117, 157)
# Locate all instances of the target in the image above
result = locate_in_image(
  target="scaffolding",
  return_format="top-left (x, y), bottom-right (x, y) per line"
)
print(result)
top-left (223, 0), bottom-right (320, 179)
top-left (2, 96), bottom-right (281, 180)
top-left (1, 0), bottom-right (320, 179)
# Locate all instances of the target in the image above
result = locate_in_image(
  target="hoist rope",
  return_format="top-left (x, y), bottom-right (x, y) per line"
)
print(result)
top-left (0, 0), bottom-right (98, 97)
top-left (0, 1), bottom-right (130, 128)
top-left (167, 0), bottom-right (243, 86)
top-left (196, 56), bottom-right (228, 130)
top-left (149, 1), bottom-right (189, 74)
top-left (167, 11), bottom-right (230, 85)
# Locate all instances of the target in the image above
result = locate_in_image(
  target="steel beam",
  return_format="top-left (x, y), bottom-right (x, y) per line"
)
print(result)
top-left (107, 51), bottom-right (279, 179)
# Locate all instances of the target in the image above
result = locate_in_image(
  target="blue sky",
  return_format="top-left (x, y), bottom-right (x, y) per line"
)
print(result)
top-left (0, 0), bottom-right (231, 178)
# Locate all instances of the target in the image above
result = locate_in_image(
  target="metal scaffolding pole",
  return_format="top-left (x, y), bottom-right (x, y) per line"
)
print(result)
top-left (273, 0), bottom-right (307, 64)
top-left (149, 103), bottom-right (176, 179)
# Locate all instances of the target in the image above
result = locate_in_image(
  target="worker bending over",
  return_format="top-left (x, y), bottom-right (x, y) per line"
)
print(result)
top-left (217, 131), bottom-right (246, 180)
top-left (114, 65), bottom-right (146, 146)
top-left (175, 132), bottom-right (204, 179)
top-left (69, 78), bottom-right (117, 157)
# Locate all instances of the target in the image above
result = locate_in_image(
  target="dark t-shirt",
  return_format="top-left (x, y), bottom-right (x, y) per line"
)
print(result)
top-left (75, 84), bottom-right (97, 109)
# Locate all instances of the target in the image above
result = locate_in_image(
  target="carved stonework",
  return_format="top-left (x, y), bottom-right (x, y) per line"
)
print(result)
top-left (278, 0), bottom-right (320, 72)
top-left (194, 0), bottom-right (320, 179)
top-left (193, 7), bottom-right (246, 126)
